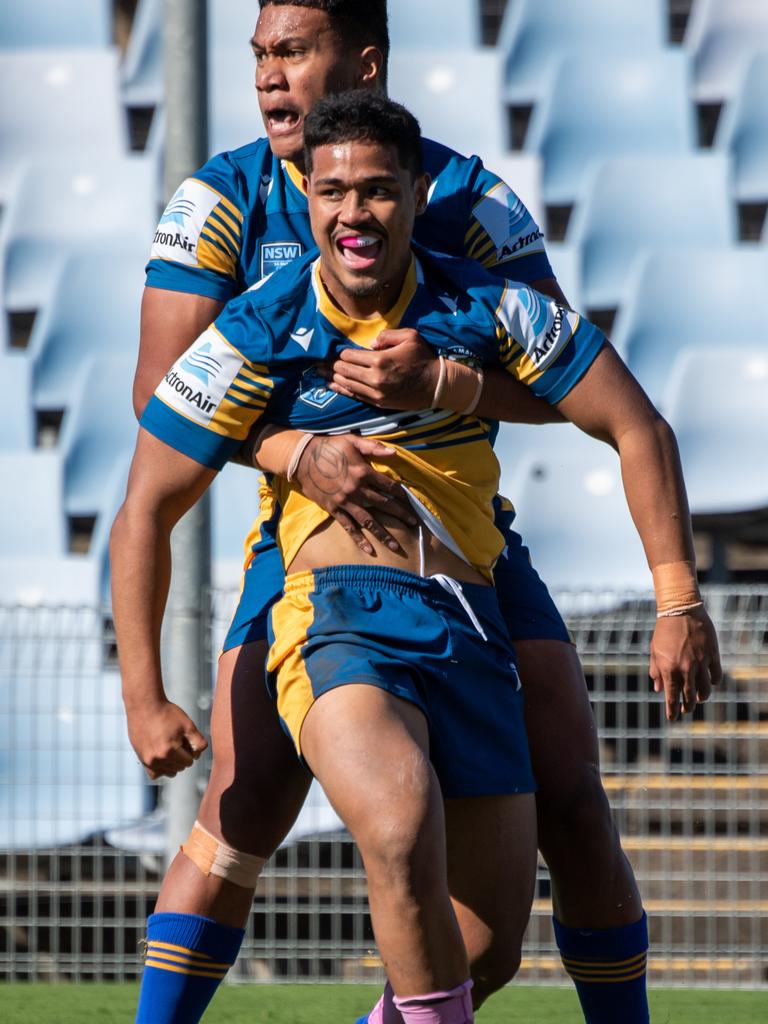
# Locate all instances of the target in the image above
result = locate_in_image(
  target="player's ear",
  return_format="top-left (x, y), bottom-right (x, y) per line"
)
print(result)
top-left (414, 173), bottom-right (431, 216)
top-left (358, 46), bottom-right (384, 88)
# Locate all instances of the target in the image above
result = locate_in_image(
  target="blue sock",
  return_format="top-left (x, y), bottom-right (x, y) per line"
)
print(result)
top-left (135, 912), bottom-right (245, 1024)
top-left (554, 912), bottom-right (649, 1024)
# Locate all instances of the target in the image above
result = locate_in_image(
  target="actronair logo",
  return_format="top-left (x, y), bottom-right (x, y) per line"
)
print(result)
top-left (498, 229), bottom-right (543, 262)
top-left (163, 369), bottom-right (218, 415)
top-left (156, 328), bottom-right (244, 426)
top-left (181, 341), bottom-right (223, 385)
top-left (150, 179), bottom-right (222, 268)
top-left (531, 306), bottom-right (566, 365)
top-left (153, 228), bottom-right (195, 253)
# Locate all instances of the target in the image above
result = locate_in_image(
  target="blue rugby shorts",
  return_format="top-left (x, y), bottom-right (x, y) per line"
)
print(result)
top-left (265, 565), bottom-right (536, 799)
top-left (221, 501), bottom-right (571, 653)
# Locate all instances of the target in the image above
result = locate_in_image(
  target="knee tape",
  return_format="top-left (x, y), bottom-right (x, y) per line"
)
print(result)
top-left (181, 820), bottom-right (266, 889)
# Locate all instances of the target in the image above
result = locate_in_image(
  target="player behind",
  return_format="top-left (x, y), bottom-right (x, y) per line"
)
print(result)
top-left (126, 3), bottom-right (718, 1024)
top-left (119, 88), bottom-right (721, 1024)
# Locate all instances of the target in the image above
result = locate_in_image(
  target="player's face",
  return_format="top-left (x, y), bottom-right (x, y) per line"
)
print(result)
top-left (252, 5), bottom-right (365, 166)
top-left (306, 140), bottom-right (429, 317)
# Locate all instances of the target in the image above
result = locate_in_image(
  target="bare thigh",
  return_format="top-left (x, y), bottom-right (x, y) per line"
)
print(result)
top-left (198, 640), bottom-right (312, 856)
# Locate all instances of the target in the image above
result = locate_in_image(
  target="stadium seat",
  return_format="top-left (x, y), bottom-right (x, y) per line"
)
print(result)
top-left (26, 246), bottom-right (147, 410)
top-left (482, 152), bottom-right (544, 232)
top-left (121, 0), bottom-right (163, 108)
top-left (211, 464), bottom-right (262, 586)
top-left (499, 0), bottom-right (667, 103)
top-left (684, 0), bottom-right (768, 103)
top-left (0, 50), bottom-right (128, 203)
top-left (0, 666), bottom-right (146, 849)
top-left (525, 52), bottom-right (696, 204)
top-left (496, 432), bottom-right (650, 599)
top-left (0, 1), bottom-right (112, 49)
top-left (0, 353), bottom-right (33, 450)
top-left (208, 40), bottom-right (263, 156)
top-left (545, 243), bottom-right (582, 310)
top-left (0, 158), bottom-right (155, 316)
top-left (715, 54), bottom-right (768, 202)
top-left (388, 50), bottom-right (504, 159)
top-left (389, 0), bottom-right (480, 49)
top-left (665, 348), bottom-right (768, 517)
top-left (568, 154), bottom-right (736, 310)
top-left (611, 247), bottom-right (768, 406)
top-left (58, 356), bottom-right (137, 518)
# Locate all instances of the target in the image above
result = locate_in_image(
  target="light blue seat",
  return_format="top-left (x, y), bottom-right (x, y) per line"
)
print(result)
top-left (715, 54), bottom-right (768, 202)
top-left (389, 0), bottom-right (480, 50)
top-left (0, 1), bottom-right (112, 48)
top-left (0, 663), bottom-right (146, 849)
top-left (664, 348), bottom-right (768, 517)
top-left (499, 0), bottom-right (666, 103)
top-left (0, 157), bottom-right (155, 315)
top-left (568, 155), bottom-right (736, 309)
top-left (684, 0), bottom-right (768, 103)
top-left (611, 246), bottom-right (768, 406)
top-left (0, 50), bottom-right (127, 203)
top-left (0, 353), bottom-right (33, 450)
top-left (482, 152), bottom-right (545, 231)
top-left (121, 0), bottom-right (163, 107)
top-left (59, 356), bottom-right (137, 517)
top-left (388, 50), bottom-right (504, 159)
top-left (545, 243), bottom-right (582, 310)
top-left (525, 52), bottom-right (695, 205)
top-left (0, 451), bottom-right (66, 557)
top-left (497, 437), bottom-right (649, 604)
top-left (26, 245), bottom-right (147, 409)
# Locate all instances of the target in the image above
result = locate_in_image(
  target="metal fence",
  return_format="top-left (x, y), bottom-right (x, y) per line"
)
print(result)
top-left (1, 587), bottom-right (766, 986)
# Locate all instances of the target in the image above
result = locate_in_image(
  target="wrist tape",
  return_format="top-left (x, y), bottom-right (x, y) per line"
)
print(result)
top-left (652, 560), bottom-right (703, 618)
top-left (431, 355), bottom-right (484, 415)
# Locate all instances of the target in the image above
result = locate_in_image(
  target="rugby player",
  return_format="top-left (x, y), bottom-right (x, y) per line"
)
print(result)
top-left (125, 3), bottom-right (720, 1023)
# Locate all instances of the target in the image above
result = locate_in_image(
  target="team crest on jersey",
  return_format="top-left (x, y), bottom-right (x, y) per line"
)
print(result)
top-left (261, 241), bottom-right (303, 277)
top-left (298, 367), bottom-right (338, 410)
top-left (156, 329), bottom-right (243, 426)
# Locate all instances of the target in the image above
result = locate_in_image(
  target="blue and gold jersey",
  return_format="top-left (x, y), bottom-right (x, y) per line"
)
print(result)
top-left (142, 247), bottom-right (603, 577)
top-left (145, 137), bottom-right (552, 302)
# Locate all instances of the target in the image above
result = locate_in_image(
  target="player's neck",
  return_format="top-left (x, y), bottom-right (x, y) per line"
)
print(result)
top-left (319, 259), bottom-right (412, 321)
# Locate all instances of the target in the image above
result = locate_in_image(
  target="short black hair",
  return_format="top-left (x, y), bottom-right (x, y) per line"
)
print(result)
top-left (304, 90), bottom-right (422, 178)
top-left (258, 1), bottom-right (390, 71)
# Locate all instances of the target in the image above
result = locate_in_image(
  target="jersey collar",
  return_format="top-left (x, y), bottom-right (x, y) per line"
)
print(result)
top-left (312, 255), bottom-right (418, 347)
top-left (282, 160), bottom-right (307, 196)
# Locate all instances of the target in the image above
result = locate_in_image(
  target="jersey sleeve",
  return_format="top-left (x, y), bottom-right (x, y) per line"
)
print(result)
top-left (494, 284), bottom-right (605, 405)
top-left (140, 301), bottom-right (276, 470)
top-left (145, 160), bottom-right (246, 303)
top-left (464, 161), bottom-right (553, 284)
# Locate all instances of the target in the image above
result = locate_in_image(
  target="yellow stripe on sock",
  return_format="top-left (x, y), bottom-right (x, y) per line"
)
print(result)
top-left (561, 951), bottom-right (647, 971)
top-left (147, 940), bottom-right (215, 962)
top-left (565, 965), bottom-right (648, 984)
top-left (146, 948), bottom-right (232, 970)
top-left (144, 959), bottom-right (229, 979)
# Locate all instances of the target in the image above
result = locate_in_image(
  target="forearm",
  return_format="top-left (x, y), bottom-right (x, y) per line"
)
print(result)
top-left (615, 414), bottom-right (695, 571)
top-left (474, 368), bottom-right (565, 424)
top-left (110, 501), bottom-right (173, 710)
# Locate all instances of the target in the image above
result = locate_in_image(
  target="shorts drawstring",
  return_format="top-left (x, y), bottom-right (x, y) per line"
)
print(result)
top-left (431, 573), bottom-right (488, 642)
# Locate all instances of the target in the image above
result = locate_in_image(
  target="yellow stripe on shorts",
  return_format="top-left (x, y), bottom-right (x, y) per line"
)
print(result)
top-left (266, 572), bottom-right (317, 755)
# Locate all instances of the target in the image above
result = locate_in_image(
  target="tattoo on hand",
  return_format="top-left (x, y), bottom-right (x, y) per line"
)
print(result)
top-left (305, 439), bottom-right (349, 497)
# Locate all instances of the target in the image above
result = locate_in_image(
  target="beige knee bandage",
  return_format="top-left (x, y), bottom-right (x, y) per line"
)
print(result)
top-left (181, 821), bottom-right (266, 889)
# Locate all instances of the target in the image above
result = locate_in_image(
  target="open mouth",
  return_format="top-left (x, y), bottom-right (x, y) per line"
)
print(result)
top-left (336, 234), bottom-right (383, 270)
top-left (264, 108), bottom-right (301, 136)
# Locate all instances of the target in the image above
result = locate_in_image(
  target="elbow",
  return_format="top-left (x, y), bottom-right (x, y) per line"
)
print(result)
top-left (132, 376), bottom-right (152, 422)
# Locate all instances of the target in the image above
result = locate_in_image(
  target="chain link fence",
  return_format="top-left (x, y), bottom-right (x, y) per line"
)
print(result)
top-left (1, 587), bottom-right (766, 986)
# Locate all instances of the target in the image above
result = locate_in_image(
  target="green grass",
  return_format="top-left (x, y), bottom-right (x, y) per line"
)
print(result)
top-left (1, 984), bottom-right (766, 1023)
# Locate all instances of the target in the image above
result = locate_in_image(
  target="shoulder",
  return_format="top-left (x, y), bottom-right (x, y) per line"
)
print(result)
top-left (214, 250), bottom-right (318, 351)
top-left (191, 138), bottom-right (272, 207)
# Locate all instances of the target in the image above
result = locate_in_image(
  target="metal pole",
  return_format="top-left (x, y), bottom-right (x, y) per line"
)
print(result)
top-left (161, 0), bottom-right (211, 868)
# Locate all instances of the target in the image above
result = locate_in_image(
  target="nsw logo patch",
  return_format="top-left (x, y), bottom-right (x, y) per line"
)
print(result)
top-left (260, 241), bottom-right (303, 277)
